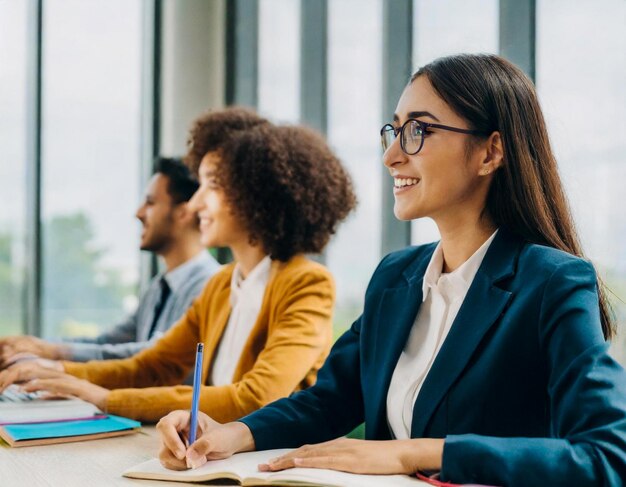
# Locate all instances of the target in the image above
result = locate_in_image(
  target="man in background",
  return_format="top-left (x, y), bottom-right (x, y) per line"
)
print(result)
top-left (0, 157), bottom-right (219, 365)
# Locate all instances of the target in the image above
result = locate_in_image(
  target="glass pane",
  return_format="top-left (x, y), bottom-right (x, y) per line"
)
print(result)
top-left (258, 0), bottom-right (301, 123)
top-left (537, 0), bottom-right (626, 363)
top-left (0, 0), bottom-right (28, 335)
top-left (41, 0), bottom-right (142, 339)
top-left (411, 0), bottom-right (499, 245)
top-left (327, 0), bottom-right (383, 335)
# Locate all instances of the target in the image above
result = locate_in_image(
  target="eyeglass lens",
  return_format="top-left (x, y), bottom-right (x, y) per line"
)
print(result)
top-left (381, 120), bottom-right (424, 155)
top-left (403, 120), bottom-right (423, 154)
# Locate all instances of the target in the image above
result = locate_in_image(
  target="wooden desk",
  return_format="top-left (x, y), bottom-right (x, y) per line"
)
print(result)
top-left (0, 426), bottom-right (203, 486)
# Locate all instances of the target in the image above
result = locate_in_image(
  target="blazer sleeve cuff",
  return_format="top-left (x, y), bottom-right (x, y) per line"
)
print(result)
top-left (441, 434), bottom-right (602, 487)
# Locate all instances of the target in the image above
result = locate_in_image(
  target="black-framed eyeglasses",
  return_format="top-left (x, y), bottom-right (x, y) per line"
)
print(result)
top-left (380, 119), bottom-right (488, 155)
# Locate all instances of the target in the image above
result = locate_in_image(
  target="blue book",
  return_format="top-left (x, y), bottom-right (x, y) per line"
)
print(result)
top-left (0, 414), bottom-right (141, 447)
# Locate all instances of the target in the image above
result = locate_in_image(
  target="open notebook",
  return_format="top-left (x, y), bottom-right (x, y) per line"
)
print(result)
top-left (123, 449), bottom-right (429, 487)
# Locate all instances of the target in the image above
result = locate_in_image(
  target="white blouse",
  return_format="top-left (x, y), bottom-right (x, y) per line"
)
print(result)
top-left (386, 230), bottom-right (498, 439)
top-left (210, 256), bottom-right (272, 386)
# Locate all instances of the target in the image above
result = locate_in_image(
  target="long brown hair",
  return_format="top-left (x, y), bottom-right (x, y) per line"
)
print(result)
top-left (412, 53), bottom-right (615, 340)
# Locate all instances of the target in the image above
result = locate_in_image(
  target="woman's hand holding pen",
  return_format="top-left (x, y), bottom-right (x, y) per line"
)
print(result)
top-left (0, 360), bottom-right (109, 410)
top-left (156, 410), bottom-right (255, 470)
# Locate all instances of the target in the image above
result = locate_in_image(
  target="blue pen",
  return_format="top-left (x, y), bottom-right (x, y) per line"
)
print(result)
top-left (188, 343), bottom-right (204, 445)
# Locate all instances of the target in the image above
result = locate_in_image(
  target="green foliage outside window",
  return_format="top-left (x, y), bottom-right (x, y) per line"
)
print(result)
top-left (0, 212), bottom-right (134, 339)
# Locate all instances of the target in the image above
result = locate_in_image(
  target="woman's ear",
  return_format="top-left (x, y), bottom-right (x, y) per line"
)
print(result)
top-left (478, 131), bottom-right (504, 176)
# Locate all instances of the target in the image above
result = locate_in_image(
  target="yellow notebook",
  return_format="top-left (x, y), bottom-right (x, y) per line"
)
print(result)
top-left (123, 448), bottom-right (428, 486)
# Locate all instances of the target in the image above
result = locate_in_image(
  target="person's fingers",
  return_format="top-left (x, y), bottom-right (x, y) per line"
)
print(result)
top-left (261, 455), bottom-right (342, 472)
top-left (0, 346), bottom-right (16, 364)
top-left (1, 338), bottom-right (32, 356)
top-left (196, 411), bottom-right (218, 434)
top-left (259, 450), bottom-right (304, 472)
top-left (259, 442), bottom-right (343, 472)
top-left (291, 455), bottom-right (341, 470)
top-left (2, 353), bottom-right (39, 369)
top-left (0, 367), bottom-right (21, 392)
top-left (158, 410), bottom-right (192, 430)
top-left (37, 390), bottom-right (73, 400)
top-left (46, 359), bottom-right (64, 372)
top-left (21, 378), bottom-right (79, 396)
top-left (268, 443), bottom-right (316, 462)
top-left (259, 456), bottom-right (297, 472)
top-left (8, 363), bottom-right (65, 382)
top-left (158, 446), bottom-right (189, 471)
top-left (156, 411), bottom-right (191, 460)
top-left (186, 437), bottom-right (212, 468)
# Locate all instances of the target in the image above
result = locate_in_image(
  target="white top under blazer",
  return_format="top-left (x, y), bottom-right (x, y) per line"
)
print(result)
top-left (386, 230), bottom-right (498, 439)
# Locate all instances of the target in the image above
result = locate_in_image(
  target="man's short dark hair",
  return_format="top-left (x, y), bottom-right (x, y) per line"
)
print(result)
top-left (154, 157), bottom-right (199, 204)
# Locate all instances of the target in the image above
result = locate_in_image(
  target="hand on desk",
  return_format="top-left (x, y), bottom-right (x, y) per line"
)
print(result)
top-left (156, 410), bottom-right (445, 476)
top-left (156, 410), bottom-right (255, 470)
top-left (0, 360), bottom-right (109, 410)
top-left (258, 437), bottom-right (444, 475)
top-left (0, 335), bottom-right (65, 368)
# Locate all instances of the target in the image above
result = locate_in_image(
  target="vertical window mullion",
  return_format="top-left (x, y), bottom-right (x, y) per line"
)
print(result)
top-left (24, 0), bottom-right (44, 337)
top-left (381, 0), bottom-right (413, 257)
top-left (225, 0), bottom-right (259, 108)
top-left (499, 0), bottom-right (536, 81)
top-left (300, 0), bottom-right (327, 135)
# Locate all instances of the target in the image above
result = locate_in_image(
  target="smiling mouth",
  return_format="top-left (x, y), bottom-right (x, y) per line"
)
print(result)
top-left (393, 177), bottom-right (420, 188)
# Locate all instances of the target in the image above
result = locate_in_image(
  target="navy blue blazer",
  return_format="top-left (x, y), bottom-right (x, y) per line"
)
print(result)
top-left (241, 229), bottom-right (626, 486)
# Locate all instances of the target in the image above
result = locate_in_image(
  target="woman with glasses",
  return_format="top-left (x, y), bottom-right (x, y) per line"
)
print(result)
top-left (0, 107), bottom-right (356, 423)
top-left (155, 54), bottom-right (626, 486)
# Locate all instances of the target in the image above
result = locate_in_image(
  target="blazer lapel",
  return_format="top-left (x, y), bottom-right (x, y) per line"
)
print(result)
top-left (409, 230), bottom-right (522, 438)
top-left (368, 246), bottom-right (434, 439)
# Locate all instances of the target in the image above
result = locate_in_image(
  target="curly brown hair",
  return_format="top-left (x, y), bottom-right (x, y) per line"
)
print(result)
top-left (184, 107), bottom-right (357, 261)
top-left (185, 107), bottom-right (271, 175)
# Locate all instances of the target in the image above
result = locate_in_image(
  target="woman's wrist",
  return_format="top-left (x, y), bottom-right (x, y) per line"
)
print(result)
top-left (55, 344), bottom-right (72, 361)
top-left (400, 438), bottom-right (444, 472)
top-left (94, 388), bottom-right (110, 411)
top-left (227, 421), bottom-right (256, 453)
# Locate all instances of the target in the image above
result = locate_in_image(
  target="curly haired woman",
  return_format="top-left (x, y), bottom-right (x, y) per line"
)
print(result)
top-left (0, 107), bottom-right (357, 423)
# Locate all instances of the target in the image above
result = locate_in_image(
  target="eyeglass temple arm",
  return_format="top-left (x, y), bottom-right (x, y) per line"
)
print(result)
top-left (424, 122), bottom-right (486, 135)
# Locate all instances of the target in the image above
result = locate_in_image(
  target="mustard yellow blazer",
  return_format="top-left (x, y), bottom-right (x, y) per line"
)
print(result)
top-left (63, 255), bottom-right (334, 423)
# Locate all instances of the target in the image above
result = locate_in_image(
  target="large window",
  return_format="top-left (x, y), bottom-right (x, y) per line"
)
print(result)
top-left (0, 0), bottom-right (28, 336)
top-left (258, 0), bottom-right (301, 123)
top-left (326, 0), bottom-right (383, 334)
top-left (410, 0), bottom-right (499, 245)
top-left (4, 0), bottom-right (625, 367)
top-left (40, 0), bottom-right (143, 339)
top-left (537, 0), bottom-right (626, 362)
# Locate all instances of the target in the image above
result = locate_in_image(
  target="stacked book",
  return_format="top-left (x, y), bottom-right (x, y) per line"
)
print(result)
top-left (0, 385), bottom-right (140, 447)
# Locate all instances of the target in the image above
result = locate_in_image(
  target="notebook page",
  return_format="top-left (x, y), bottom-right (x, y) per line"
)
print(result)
top-left (123, 449), bottom-right (293, 482)
top-left (262, 468), bottom-right (429, 487)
